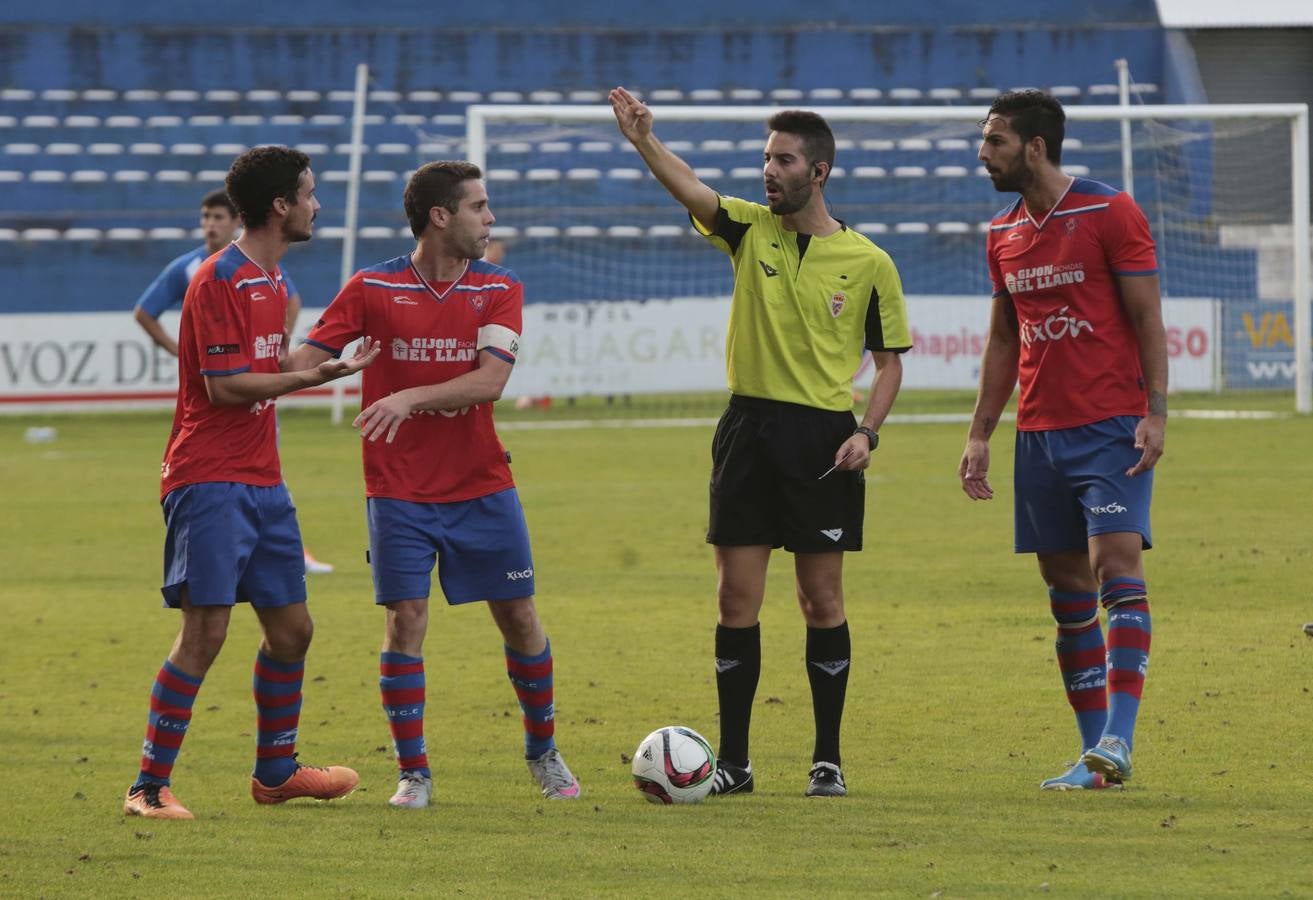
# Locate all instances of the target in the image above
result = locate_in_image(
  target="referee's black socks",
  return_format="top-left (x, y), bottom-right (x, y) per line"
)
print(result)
top-left (714, 623), bottom-right (761, 769)
top-left (806, 621), bottom-right (851, 766)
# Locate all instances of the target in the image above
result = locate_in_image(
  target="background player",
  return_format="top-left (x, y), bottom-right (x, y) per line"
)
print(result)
top-left (959, 90), bottom-right (1166, 790)
top-left (123, 147), bottom-right (380, 820)
top-left (610, 87), bottom-right (911, 797)
top-left (289, 161), bottom-right (579, 809)
top-left (132, 188), bottom-right (334, 574)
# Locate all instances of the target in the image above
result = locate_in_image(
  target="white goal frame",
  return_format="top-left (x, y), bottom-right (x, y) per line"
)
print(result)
top-left (466, 102), bottom-right (1311, 414)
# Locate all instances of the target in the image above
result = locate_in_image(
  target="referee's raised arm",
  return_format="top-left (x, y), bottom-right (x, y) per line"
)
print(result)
top-left (609, 86), bottom-right (719, 231)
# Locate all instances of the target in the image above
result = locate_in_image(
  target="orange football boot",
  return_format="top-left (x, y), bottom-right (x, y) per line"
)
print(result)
top-left (251, 757), bottom-right (359, 804)
top-left (123, 783), bottom-right (194, 820)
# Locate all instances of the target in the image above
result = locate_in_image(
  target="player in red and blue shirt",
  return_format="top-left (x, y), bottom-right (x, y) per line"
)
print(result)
top-left (132, 189), bottom-right (334, 573)
top-left (124, 147), bottom-right (380, 821)
top-left (959, 92), bottom-right (1167, 791)
top-left (292, 161), bottom-right (579, 807)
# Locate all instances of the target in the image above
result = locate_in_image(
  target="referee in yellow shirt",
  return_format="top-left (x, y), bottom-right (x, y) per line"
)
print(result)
top-left (611, 87), bottom-right (912, 797)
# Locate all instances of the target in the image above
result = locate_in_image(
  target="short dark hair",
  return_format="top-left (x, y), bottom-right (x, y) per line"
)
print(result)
top-left (986, 90), bottom-right (1065, 164)
top-left (225, 146), bottom-right (311, 230)
top-left (766, 109), bottom-right (836, 181)
top-left (200, 189), bottom-right (237, 217)
top-left (404, 161), bottom-right (483, 238)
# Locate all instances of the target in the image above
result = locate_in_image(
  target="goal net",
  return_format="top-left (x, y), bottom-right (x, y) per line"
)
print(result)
top-left (459, 102), bottom-right (1309, 413)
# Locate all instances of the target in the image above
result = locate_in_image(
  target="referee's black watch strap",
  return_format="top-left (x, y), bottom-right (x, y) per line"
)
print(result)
top-left (855, 426), bottom-right (879, 450)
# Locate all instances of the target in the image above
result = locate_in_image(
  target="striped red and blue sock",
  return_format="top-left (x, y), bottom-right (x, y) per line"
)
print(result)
top-left (505, 640), bottom-right (555, 760)
top-left (380, 651), bottom-right (429, 777)
top-left (134, 659), bottom-right (202, 788)
top-left (1050, 588), bottom-right (1108, 753)
top-left (251, 651), bottom-right (303, 787)
top-left (1101, 578), bottom-right (1151, 749)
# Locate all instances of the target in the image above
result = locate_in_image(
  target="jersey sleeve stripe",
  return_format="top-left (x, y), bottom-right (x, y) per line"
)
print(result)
top-left (303, 337), bottom-right (343, 357)
top-left (1110, 267), bottom-right (1158, 276)
top-left (198, 364), bottom-right (252, 376)
top-left (483, 347), bottom-right (516, 365)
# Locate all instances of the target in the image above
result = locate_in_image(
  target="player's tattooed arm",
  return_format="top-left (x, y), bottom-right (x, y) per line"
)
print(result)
top-left (1148, 389), bottom-right (1168, 418)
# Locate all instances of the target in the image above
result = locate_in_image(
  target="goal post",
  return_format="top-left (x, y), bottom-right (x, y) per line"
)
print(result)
top-left (465, 101), bottom-right (1309, 413)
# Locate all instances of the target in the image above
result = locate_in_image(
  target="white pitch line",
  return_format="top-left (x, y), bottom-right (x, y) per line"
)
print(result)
top-left (497, 408), bottom-right (1288, 432)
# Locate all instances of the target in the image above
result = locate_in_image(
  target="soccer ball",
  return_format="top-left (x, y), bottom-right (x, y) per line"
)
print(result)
top-left (631, 726), bottom-right (717, 804)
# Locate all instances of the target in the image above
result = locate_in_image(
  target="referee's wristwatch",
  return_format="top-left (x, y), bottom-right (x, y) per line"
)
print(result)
top-left (854, 426), bottom-right (879, 451)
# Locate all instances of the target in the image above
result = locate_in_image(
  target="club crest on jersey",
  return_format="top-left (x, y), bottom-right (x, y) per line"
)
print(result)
top-left (830, 291), bottom-right (846, 318)
top-left (468, 294), bottom-right (487, 313)
top-left (1065, 217), bottom-right (1078, 236)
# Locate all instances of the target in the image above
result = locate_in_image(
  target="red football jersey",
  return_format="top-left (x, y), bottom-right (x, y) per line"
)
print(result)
top-left (987, 177), bottom-right (1158, 430)
top-left (161, 244), bottom-right (290, 499)
top-left (306, 254), bottom-right (522, 503)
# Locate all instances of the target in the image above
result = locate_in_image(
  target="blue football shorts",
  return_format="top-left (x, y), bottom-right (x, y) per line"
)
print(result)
top-left (366, 487), bottom-right (535, 606)
top-left (1013, 416), bottom-right (1153, 554)
top-left (160, 481), bottom-right (308, 608)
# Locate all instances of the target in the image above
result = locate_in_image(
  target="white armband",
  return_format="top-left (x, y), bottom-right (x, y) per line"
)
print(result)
top-left (477, 323), bottom-right (520, 362)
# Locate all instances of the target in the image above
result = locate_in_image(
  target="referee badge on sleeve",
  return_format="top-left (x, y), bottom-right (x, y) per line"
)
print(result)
top-left (830, 291), bottom-right (846, 318)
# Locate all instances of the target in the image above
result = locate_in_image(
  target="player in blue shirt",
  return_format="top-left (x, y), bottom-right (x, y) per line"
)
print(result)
top-left (132, 189), bottom-right (332, 574)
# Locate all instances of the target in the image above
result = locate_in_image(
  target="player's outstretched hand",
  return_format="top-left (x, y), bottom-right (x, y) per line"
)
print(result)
top-left (959, 438), bottom-right (994, 500)
top-left (609, 86), bottom-right (652, 143)
top-left (317, 336), bottom-right (381, 381)
top-left (353, 390), bottom-right (414, 445)
top-left (1126, 415), bottom-right (1165, 477)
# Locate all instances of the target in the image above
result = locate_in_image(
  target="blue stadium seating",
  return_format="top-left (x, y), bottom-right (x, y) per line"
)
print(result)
top-left (3, 0), bottom-right (1247, 311)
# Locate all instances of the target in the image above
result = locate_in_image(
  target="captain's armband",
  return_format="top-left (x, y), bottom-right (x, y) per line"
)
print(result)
top-left (476, 324), bottom-right (521, 363)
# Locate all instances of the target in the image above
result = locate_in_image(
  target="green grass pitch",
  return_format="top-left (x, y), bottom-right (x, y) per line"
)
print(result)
top-left (1, 392), bottom-right (1310, 898)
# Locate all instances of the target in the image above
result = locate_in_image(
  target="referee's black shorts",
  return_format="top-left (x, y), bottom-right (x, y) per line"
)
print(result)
top-left (707, 394), bottom-right (864, 553)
